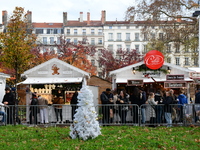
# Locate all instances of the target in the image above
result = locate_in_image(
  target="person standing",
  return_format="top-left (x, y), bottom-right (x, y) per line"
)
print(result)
top-left (163, 91), bottom-right (173, 127)
top-left (29, 92), bottom-right (39, 124)
top-left (53, 90), bottom-right (64, 124)
top-left (177, 90), bottom-right (188, 122)
top-left (116, 90), bottom-right (129, 124)
top-left (130, 87), bottom-right (140, 123)
top-left (139, 88), bottom-right (147, 124)
top-left (195, 89), bottom-right (200, 122)
top-left (71, 91), bottom-right (79, 121)
top-left (146, 92), bottom-right (158, 127)
top-left (0, 102), bottom-right (8, 125)
top-left (2, 87), bottom-right (15, 124)
top-left (100, 88), bottom-right (114, 125)
top-left (38, 95), bottom-right (49, 124)
top-left (155, 90), bottom-right (164, 124)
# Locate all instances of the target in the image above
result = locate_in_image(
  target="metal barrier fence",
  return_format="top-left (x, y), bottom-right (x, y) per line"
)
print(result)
top-left (0, 104), bottom-right (200, 127)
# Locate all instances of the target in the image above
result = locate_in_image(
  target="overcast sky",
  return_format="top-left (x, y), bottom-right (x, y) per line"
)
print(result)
top-left (0, 0), bottom-right (136, 23)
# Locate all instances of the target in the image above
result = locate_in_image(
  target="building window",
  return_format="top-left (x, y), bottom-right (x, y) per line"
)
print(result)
top-left (151, 33), bottom-right (156, 40)
top-left (82, 38), bottom-right (87, 44)
top-left (166, 44), bottom-right (171, 53)
top-left (66, 38), bottom-right (70, 43)
top-left (91, 29), bottom-right (95, 35)
top-left (53, 29), bottom-right (58, 34)
top-left (117, 33), bottom-right (121, 41)
top-left (126, 33), bottom-right (130, 41)
top-left (98, 29), bottom-right (102, 35)
top-left (109, 26), bottom-right (112, 29)
top-left (108, 44), bottom-right (113, 51)
top-left (159, 33), bottom-right (163, 40)
top-left (67, 29), bottom-right (70, 35)
top-left (74, 29), bottom-right (77, 35)
top-left (91, 38), bottom-right (95, 45)
top-left (167, 58), bottom-right (171, 63)
top-left (74, 38), bottom-right (78, 45)
top-left (175, 43), bottom-right (180, 53)
top-left (126, 26), bottom-right (130, 29)
top-left (185, 45), bottom-right (189, 53)
top-left (57, 37), bottom-right (60, 44)
top-left (50, 37), bottom-right (54, 44)
top-left (117, 45), bottom-right (122, 51)
top-left (126, 45), bottom-right (130, 52)
top-left (82, 29), bottom-right (86, 35)
top-left (194, 57), bottom-right (198, 66)
top-left (108, 33), bottom-right (113, 41)
top-left (185, 57), bottom-right (189, 65)
top-left (43, 37), bottom-right (47, 44)
top-left (175, 57), bottom-right (180, 65)
top-left (143, 45), bottom-right (147, 53)
top-left (36, 29), bottom-right (43, 34)
top-left (98, 49), bottom-right (102, 56)
top-left (91, 59), bottom-right (95, 66)
top-left (47, 29), bottom-right (53, 34)
top-left (135, 45), bottom-right (139, 52)
top-left (135, 33), bottom-right (140, 41)
top-left (98, 38), bottom-right (102, 44)
top-left (118, 26), bottom-right (121, 29)
top-left (143, 33), bottom-right (148, 41)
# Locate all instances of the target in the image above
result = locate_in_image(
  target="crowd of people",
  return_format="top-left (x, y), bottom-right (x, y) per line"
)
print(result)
top-left (1, 86), bottom-right (200, 126)
top-left (100, 87), bottom-right (200, 127)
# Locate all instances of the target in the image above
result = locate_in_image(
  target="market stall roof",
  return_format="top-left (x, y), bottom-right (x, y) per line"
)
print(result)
top-left (109, 61), bottom-right (194, 76)
top-left (188, 67), bottom-right (200, 72)
top-left (115, 77), bottom-right (193, 83)
top-left (0, 72), bottom-right (10, 78)
top-left (19, 58), bottom-right (90, 85)
top-left (20, 77), bottom-right (83, 84)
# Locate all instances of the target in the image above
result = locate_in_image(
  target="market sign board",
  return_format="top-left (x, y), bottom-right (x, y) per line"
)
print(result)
top-left (144, 50), bottom-right (164, 70)
top-left (127, 80), bottom-right (143, 86)
top-left (189, 72), bottom-right (200, 79)
top-left (164, 82), bottom-right (186, 88)
top-left (166, 74), bottom-right (184, 81)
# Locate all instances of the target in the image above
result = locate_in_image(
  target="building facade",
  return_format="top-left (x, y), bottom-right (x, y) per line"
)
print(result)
top-left (1, 10), bottom-right (198, 77)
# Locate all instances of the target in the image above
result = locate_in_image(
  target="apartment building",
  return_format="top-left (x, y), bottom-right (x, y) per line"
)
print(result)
top-left (1, 10), bottom-right (198, 77)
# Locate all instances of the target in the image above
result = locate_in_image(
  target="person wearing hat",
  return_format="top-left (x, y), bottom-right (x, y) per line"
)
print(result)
top-left (2, 87), bottom-right (15, 124)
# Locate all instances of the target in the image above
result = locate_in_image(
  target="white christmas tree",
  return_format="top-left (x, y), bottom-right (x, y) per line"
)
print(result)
top-left (70, 78), bottom-right (101, 140)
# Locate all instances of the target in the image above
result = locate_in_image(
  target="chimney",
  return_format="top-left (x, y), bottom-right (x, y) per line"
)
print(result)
top-left (2, 10), bottom-right (7, 25)
top-left (130, 16), bottom-right (134, 23)
top-left (27, 11), bottom-right (32, 23)
top-left (177, 15), bottom-right (182, 23)
top-left (63, 12), bottom-right (67, 26)
top-left (101, 10), bottom-right (106, 24)
top-left (80, 12), bottom-right (83, 22)
top-left (87, 12), bottom-right (90, 25)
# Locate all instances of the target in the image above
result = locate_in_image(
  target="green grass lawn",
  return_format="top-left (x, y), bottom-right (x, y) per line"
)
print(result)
top-left (0, 125), bottom-right (199, 150)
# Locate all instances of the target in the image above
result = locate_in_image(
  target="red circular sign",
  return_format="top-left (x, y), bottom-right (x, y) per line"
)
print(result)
top-left (144, 50), bottom-right (164, 70)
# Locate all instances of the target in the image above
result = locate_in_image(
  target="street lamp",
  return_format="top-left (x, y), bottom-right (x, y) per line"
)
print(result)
top-left (193, 8), bottom-right (200, 67)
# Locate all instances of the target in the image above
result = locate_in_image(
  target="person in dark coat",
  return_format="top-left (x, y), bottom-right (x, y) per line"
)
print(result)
top-left (70, 91), bottom-right (79, 121)
top-left (130, 87), bottom-right (140, 123)
top-left (2, 87), bottom-right (15, 124)
top-left (155, 90), bottom-right (164, 124)
top-left (163, 91), bottom-right (173, 127)
top-left (100, 88), bottom-right (114, 124)
top-left (29, 92), bottom-right (39, 124)
top-left (116, 90), bottom-right (129, 124)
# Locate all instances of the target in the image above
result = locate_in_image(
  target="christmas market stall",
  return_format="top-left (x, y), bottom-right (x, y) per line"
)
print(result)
top-left (109, 50), bottom-right (195, 100)
top-left (18, 58), bottom-right (92, 123)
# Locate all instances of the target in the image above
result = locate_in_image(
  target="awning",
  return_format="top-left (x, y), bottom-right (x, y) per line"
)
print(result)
top-left (18, 77), bottom-right (83, 84)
